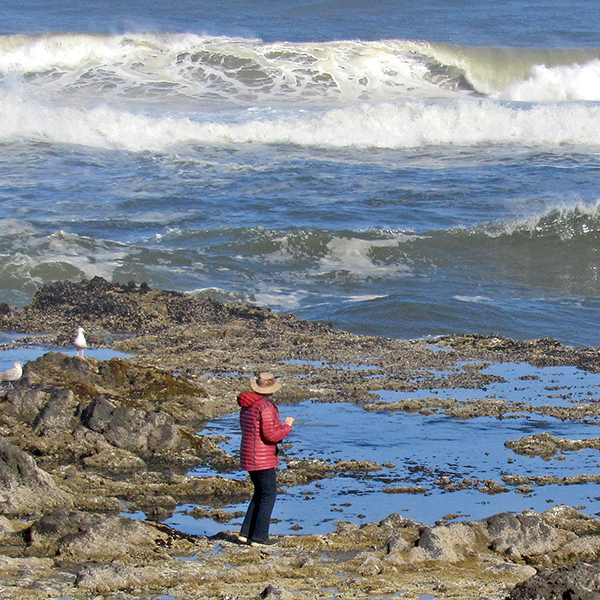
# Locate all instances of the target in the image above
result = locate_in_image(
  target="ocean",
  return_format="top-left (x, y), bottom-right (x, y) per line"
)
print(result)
top-left (2, 0), bottom-right (600, 348)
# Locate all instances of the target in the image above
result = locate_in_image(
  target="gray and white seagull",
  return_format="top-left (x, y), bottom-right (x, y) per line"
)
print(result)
top-left (74, 327), bottom-right (87, 359)
top-left (0, 361), bottom-right (22, 388)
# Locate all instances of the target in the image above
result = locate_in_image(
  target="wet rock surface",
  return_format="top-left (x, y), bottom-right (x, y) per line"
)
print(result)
top-left (0, 436), bottom-right (73, 515)
top-left (507, 561), bottom-right (600, 600)
top-left (0, 278), bottom-right (600, 598)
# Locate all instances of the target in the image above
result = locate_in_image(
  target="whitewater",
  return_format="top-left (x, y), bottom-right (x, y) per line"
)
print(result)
top-left (2, 34), bottom-right (600, 150)
top-left (1, 1), bottom-right (600, 349)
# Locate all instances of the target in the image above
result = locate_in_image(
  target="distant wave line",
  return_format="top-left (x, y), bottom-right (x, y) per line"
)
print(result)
top-left (2, 33), bottom-right (600, 102)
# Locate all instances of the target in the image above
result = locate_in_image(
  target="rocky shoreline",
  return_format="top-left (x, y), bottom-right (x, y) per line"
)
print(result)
top-left (1, 277), bottom-right (600, 599)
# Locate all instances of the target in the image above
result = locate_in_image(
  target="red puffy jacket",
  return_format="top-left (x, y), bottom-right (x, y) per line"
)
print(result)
top-left (238, 391), bottom-right (292, 472)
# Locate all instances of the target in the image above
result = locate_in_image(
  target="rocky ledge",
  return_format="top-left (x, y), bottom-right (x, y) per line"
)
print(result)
top-left (0, 277), bottom-right (600, 600)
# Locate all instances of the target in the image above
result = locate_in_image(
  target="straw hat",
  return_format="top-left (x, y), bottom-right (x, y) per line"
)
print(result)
top-left (250, 372), bottom-right (282, 395)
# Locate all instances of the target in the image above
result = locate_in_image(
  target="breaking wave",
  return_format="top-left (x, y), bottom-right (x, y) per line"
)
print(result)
top-left (2, 33), bottom-right (600, 151)
top-left (3, 202), bottom-right (599, 295)
top-left (484, 202), bottom-right (600, 240)
top-left (1, 92), bottom-right (600, 151)
top-left (1, 33), bottom-right (600, 105)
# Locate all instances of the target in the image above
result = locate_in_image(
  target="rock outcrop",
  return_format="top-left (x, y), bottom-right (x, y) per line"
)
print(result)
top-left (0, 436), bottom-right (72, 515)
top-left (507, 561), bottom-right (600, 600)
top-left (0, 279), bottom-right (599, 599)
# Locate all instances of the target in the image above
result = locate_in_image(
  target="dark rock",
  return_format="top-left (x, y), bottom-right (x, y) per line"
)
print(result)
top-left (0, 436), bottom-right (72, 515)
top-left (3, 387), bottom-right (48, 422)
top-left (24, 507), bottom-right (171, 563)
top-left (478, 479), bottom-right (510, 495)
top-left (32, 388), bottom-right (78, 434)
top-left (417, 527), bottom-right (446, 559)
top-left (260, 584), bottom-right (292, 599)
top-left (81, 396), bottom-right (184, 455)
top-left (79, 395), bottom-right (114, 432)
top-left (413, 521), bottom-right (482, 563)
top-left (133, 495), bottom-right (177, 522)
top-left (384, 534), bottom-right (410, 554)
top-left (507, 433), bottom-right (600, 460)
top-left (507, 561), bottom-right (600, 600)
top-left (379, 513), bottom-right (423, 529)
top-left (3, 276), bottom-right (282, 335)
top-left (25, 352), bottom-right (208, 418)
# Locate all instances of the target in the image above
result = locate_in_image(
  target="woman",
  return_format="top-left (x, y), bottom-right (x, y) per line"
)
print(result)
top-left (237, 372), bottom-right (294, 546)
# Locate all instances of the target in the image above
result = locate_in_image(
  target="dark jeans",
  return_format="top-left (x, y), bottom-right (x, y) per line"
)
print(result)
top-left (240, 467), bottom-right (277, 542)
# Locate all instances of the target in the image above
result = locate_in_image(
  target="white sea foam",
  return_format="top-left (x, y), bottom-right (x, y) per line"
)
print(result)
top-left (0, 230), bottom-right (128, 289)
top-left (0, 34), bottom-right (456, 107)
top-left (253, 289), bottom-right (305, 311)
top-left (315, 236), bottom-right (411, 278)
top-left (453, 295), bottom-right (492, 303)
top-left (482, 200), bottom-right (600, 240)
top-left (344, 294), bottom-right (388, 303)
top-left (3, 90), bottom-right (600, 151)
top-left (497, 60), bottom-right (600, 102)
top-left (3, 33), bottom-right (600, 151)
top-left (0, 218), bottom-right (39, 239)
top-left (187, 287), bottom-right (252, 304)
top-left (2, 33), bottom-right (600, 106)
top-left (0, 32), bottom-right (215, 72)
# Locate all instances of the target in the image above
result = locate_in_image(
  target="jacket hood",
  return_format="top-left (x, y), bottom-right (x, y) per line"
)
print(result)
top-left (237, 391), bottom-right (265, 408)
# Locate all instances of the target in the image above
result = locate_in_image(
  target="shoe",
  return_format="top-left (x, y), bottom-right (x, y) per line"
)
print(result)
top-left (249, 538), bottom-right (278, 547)
top-left (237, 535), bottom-right (248, 544)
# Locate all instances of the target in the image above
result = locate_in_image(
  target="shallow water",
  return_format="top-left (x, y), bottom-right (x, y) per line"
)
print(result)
top-left (0, 334), bottom-right (132, 370)
top-left (4, 339), bottom-right (600, 536)
top-left (167, 362), bottom-right (600, 537)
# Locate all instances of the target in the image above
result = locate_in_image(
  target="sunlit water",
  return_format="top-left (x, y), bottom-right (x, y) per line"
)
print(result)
top-left (161, 362), bottom-right (600, 537)
top-left (3, 342), bottom-right (600, 536)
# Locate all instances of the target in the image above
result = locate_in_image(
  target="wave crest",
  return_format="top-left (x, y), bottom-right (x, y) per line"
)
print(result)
top-left (2, 91), bottom-right (600, 150)
top-left (2, 33), bottom-right (600, 105)
top-left (490, 202), bottom-right (600, 241)
top-left (425, 43), bottom-right (600, 97)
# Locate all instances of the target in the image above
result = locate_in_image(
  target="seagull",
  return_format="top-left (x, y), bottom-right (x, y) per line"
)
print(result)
top-left (0, 361), bottom-right (22, 388)
top-left (74, 327), bottom-right (87, 359)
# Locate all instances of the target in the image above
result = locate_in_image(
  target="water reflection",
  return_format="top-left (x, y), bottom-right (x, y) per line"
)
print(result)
top-left (175, 362), bottom-right (600, 537)
top-left (0, 333), bottom-right (133, 369)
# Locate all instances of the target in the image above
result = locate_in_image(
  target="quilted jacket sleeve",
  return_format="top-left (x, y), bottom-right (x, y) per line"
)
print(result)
top-left (259, 402), bottom-right (292, 443)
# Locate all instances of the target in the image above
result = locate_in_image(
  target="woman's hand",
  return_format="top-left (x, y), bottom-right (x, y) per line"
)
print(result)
top-left (284, 417), bottom-right (295, 426)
